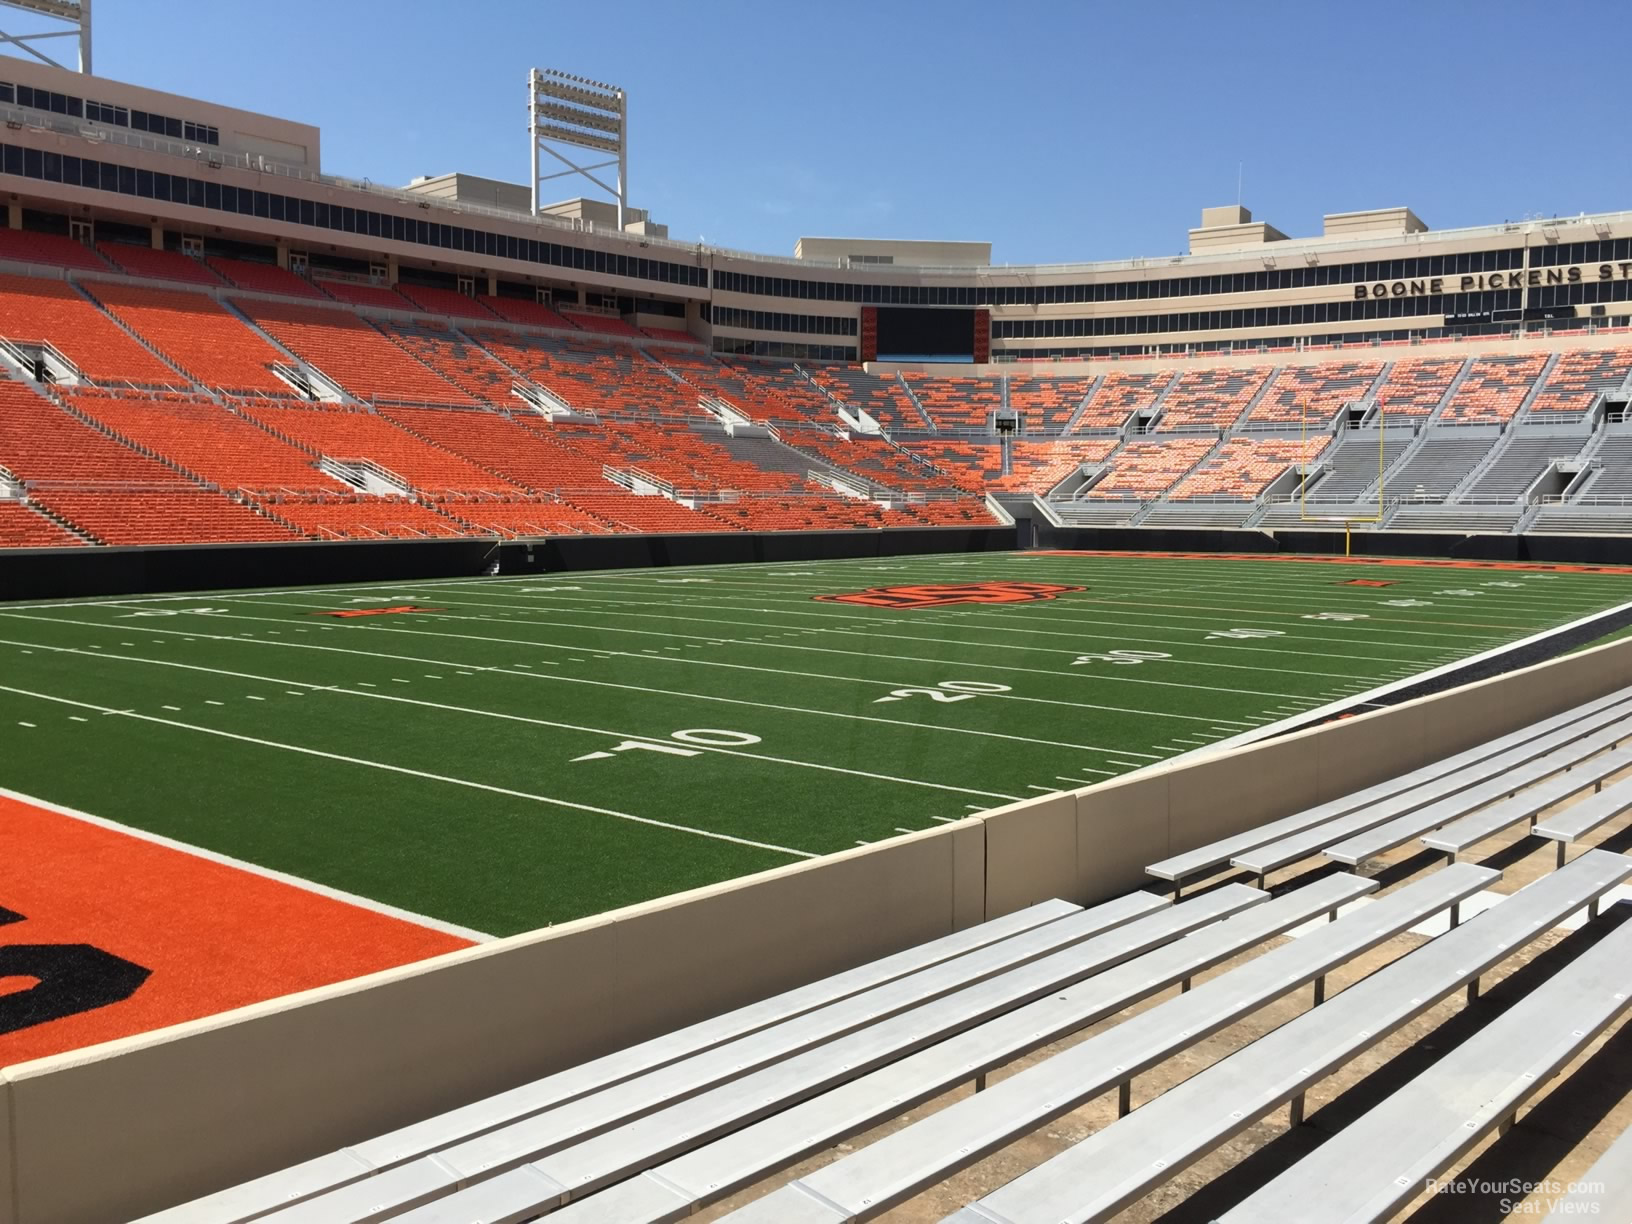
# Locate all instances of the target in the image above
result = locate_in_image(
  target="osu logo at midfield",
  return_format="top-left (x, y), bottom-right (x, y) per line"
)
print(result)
top-left (815, 581), bottom-right (1085, 609)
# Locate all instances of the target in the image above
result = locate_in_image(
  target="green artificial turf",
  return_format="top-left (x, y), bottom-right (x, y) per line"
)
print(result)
top-left (4, 550), bottom-right (1630, 936)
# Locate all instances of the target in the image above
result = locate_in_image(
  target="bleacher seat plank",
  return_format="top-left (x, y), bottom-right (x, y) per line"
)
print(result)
top-left (481, 874), bottom-right (1378, 1224)
top-left (713, 864), bottom-right (1496, 1224)
top-left (1535, 774), bottom-right (1632, 867)
top-left (1324, 720), bottom-right (1630, 867)
top-left (1544, 1120), bottom-right (1632, 1220)
top-left (1147, 687), bottom-right (1632, 888)
top-left (1213, 902), bottom-right (1632, 1224)
top-left (137, 897), bottom-right (1098, 1224)
top-left (938, 851), bottom-right (1632, 1224)
top-left (1422, 746), bottom-right (1632, 859)
top-left (320, 887), bottom-right (1268, 1224)
top-left (1234, 706), bottom-right (1632, 877)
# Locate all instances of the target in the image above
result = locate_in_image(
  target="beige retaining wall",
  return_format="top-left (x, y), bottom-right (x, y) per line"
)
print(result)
top-left (5, 637), bottom-right (1632, 1224)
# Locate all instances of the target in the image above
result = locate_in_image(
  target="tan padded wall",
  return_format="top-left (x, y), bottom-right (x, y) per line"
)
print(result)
top-left (1, 1078), bottom-right (13, 1224)
top-left (3, 825), bottom-right (978, 1224)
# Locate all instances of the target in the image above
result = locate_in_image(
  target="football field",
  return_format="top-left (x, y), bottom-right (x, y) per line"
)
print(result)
top-left (5, 548), bottom-right (1632, 950)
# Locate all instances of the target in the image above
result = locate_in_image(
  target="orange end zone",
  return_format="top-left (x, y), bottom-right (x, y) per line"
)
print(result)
top-left (1028, 550), bottom-right (1632, 576)
top-left (0, 794), bottom-right (473, 1067)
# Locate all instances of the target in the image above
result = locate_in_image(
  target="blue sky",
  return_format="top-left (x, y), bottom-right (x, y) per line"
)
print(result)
top-left (37, 0), bottom-right (1632, 265)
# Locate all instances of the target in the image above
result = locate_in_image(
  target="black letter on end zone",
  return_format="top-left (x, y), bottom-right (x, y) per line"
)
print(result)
top-left (0, 944), bottom-right (152, 1035)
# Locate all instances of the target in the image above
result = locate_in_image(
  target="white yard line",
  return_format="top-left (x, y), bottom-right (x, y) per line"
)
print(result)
top-left (0, 683), bottom-right (822, 861)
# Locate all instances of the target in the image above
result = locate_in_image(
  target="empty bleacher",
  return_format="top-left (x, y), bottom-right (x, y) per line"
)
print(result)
top-left (1380, 434), bottom-right (1501, 500)
top-left (1372, 356), bottom-right (1464, 418)
top-left (900, 441), bottom-right (1000, 492)
top-left (1155, 365), bottom-right (1270, 431)
top-left (901, 372), bottom-right (1001, 430)
top-left (1007, 375), bottom-right (1094, 431)
top-left (997, 438), bottom-right (1116, 494)
top-left (477, 296), bottom-right (576, 329)
top-left (0, 274), bottom-right (180, 385)
top-left (1085, 436), bottom-right (1214, 498)
top-left (238, 299), bottom-right (478, 405)
top-left (1246, 360), bottom-right (1382, 426)
top-left (1168, 436), bottom-right (1328, 499)
top-left (95, 243), bottom-right (226, 286)
top-left (806, 366), bottom-right (926, 431)
top-left (1460, 433), bottom-right (1591, 500)
top-left (85, 282), bottom-right (291, 394)
top-left (33, 488), bottom-right (298, 545)
top-left (1527, 346), bottom-right (1632, 417)
top-left (374, 320), bottom-right (512, 405)
top-left (1072, 371), bottom-right (1173, 432)
top-left (1439, 352), bottom-right (1550, 423)
top-left (441, 497), bottom-right (614, 537)
top-left (559, 309), bottom-right (643, 338)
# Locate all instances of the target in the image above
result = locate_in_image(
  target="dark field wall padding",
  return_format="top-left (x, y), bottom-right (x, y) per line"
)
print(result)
top-left (0, 526), bottom-right (1019, 602)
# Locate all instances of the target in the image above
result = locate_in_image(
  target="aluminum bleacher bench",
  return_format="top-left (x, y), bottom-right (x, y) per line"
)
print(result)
top-left (1544, 1119), bottom-right (1632, 1220)
top-left (1324, 719), bottom-right (1631, 868)
top-left (714, 864), bottom-right (1495, 1224)
top-left (453, 874), bottom-right (1380, 1224)
top-left (1422, 746), bottom-right (1632, 863)
top-left (1233, 705), bottom-right (1632, 881)
top-left (1148, 686), bottom-right (1632, 893)
top-left (1535, 774), bottom-right (1632, 869)
top-left (936, 851), bottom-right (1632, 1224)
top-left (261, 885), bottom-right (1267, 1224)
top-left (139, 897), bottom-right (1101, 1222)
top-left (1213, 894), bottom-right (1632, 1223)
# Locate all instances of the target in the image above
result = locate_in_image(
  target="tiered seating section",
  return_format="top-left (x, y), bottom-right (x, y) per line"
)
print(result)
top-left (1526, 348), bottom-right (1632, 416)
top-left (1439, 352), bottom-right (1549, 423)
top-left (806, 367), bottom-right (924, 430)
top-left (0, 500), bottom-right (84, 547)
top-left (95, 244), bottom-right (225, 286)
top-left (1006, 376), bottom-right (1093, 431)
top-left (86, 282), bottom-right (290, 393)
top-left (1248, 360), bottom-right (1381, 425)
top-left (1072, 371), bottom-right (1171, 431)
top-left (1372, 357), bottom-right (1463, 417)
top-left (1088, 437), bottom-right (1215, 498)
top-left (0, 230), bottom-right (110, 273)
top-left (313, 280), bottom-right (414, 311)
top-left (1156, 366), bottom-right (1271, 431)
top-left (0, 275), bottom-right (179, 385)
top-left (901, 373), bottom-right (1000, 429)
top-left (206, 257), bottom-right (328, 299)
top-left (472, 331), bottom-right (698, 419)
top-left (394, 286), bottom-right (497, 321)
top-left (1169, 436), bottom-right (1329, 499)
top-left (997, 438), bottom-right (1117, 493)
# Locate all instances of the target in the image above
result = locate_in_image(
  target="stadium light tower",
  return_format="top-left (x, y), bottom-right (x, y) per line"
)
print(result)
top-left (528, 68), bottom-right (627, 230)
top-left (0, 0), bottom-right (91, 74)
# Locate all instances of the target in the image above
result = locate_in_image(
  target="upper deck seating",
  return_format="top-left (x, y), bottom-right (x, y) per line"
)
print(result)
top-left (997, 438), bottom-right (1118, 493)
top-left (0, 381), bottom-right (192, 486)
top-left (1246, 360), bottom-right (1382, 426)
top-left (66, 390), bottom-right (344, 495)
top-left (806, 366), bottom-right (925, 431)
top-left (237, 401), bottom-right (518, 496)
top-left (0, 275), bottom-right (180, 385)
top-left (718, 359), bottom-right (837, 424)
top-left (646, 351), bottom-right (760, 416)
top-left (258, 494), bottom-right (465, 540)
top-left (476, 296), bottom-right (575, 329)
top-left (1155, 365), bottom-right (1270, 431)
top-left (374, 320), bottom-right (512, 405)
top-left (205, 257), bottom-right (328, 299)
top-left (1007, 375), bottom-right (1094, 431)
top-left (238, 299), bottom-right (477, 405)
top-left (471, 330), bottom-right (700, 419)
top-left (1072, 371), bottom-right (1172, 432)
top-left (779, 427), bottom-right (960, 493)
top-left (899, 441), bottom-right (999, 492)
top-left (95, 243), bottom-right (226, 286)
top-left (559, 309), bottom-right (644, 338)
top-left (1086, 436), bottom-right (1214, 498)
top-left (1169, 436), bottom-right (1329, 499)
top-left (33, 488), bottom-right (298, 545)
top-left (1370, 356), bottom-right (1464, 417)
top-left (0, 500), bottom-right (83, 547)
top-left (641, 327), bottom-right (699, 346)
top-left (0, 229), bottom-right (111, 273)
top-left (1526, 346), bottom-right (1632, 416)
top-left (86, 282), bottom-right (290, 394)
top-left (393, 286), bottom-right (498, 321)
top-left (314, 280), bottom-right (416, 311)
top-left (900, 373), bottom-right (1000, 430)
top-left (1438, 352), bottom-right (1549, 423)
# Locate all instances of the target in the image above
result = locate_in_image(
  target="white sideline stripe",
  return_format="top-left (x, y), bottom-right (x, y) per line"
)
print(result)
top-left (1163, 596), bottom-right (1632, 765)
top-left (3, 612), bottom-right (1156, 761)
top-left (0, 783), bottom-right (494, 942)
top-left (0, 684), bottom-right (821, 862)
top-left (0, 637), bottom-right (1025, 802)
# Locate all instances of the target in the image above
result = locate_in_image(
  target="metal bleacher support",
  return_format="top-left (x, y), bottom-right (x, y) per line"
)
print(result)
top-left (1214, 890), bottom-right (1632, 1224)
top-left (941, 852), bottom-right (1632, 1224)
top-left (715, 865), bottom-right (1493, 1224)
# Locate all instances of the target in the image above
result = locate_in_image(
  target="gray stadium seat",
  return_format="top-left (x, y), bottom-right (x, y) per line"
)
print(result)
top-left (936, 851), bottom-right (1632, 1224)
top-left (1213, 898), bottom-right (1632, 1223)
top-left (713, 864), bottom-right (1495, 1224)
top-left (1543, 1121), bottom-right (1632, 1220)
top-left (1534, 773), bottom-right (1632, 868)
top-left (1421, 745), bottom-right (1632, 861)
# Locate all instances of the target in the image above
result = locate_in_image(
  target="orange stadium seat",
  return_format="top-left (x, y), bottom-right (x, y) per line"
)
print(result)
top-left (94, 243), bottom-right (226, 286)
top-left (1439, 353), bottom-right (1549, 423)
top-left (374, 320), bottom-right (513, 405)
top-left (899, 441), bottom-right (998, 492)
top-left (900, 373), bottom-right (1001, 430)
top-left (238, 299), bottom-right (478, 405)
top-left (558, 488), bottom-right (731, 533)
top-left (0, 500), bottom-right (85, 547)
top-left (1156, 366), bottom-right (1271, 431)
top-left (394, 285), bottom-right (500, 321)
top-left (1072, 371), bottom-right (1172, 431)
top-left (439, 497), bottom-right (614, 537)
top-left (0, 275), bottom-right (181, 385)
top-left (471, 330), bottom-right (701, 420)
top-left (1371, 358), bottom-right (1464, 418)
top-left (806, 366), bottom-right (925, 431)
top-left (0, 230), bottom-right (112, 273)
top-left (1168, 436), bottom-right (1329, 499)
top-left (641, 327), bottom-right (700, 346)
top-left (256, 494), bottom-right (465, 540)
top-left (1088, 437), bottom-right (1215, 498)
top-left (0, 381), bottom-right (194, 486)
top-left (206, 257), bottom-right (329, 299)
top-left (315, 280), bottom-right (417, 311)
top-left (32, 489), bottom-right (299, 545)
top-left (996, 438), bottom-right (1117, 493)
top-left (1247, 361), bottom-right (1382, 426)
top-left (477, 296), bottom-right (576, 329)
top-left (377, 405), bottom-right (602, 493)
top-left (559, 310), bottom-right (644, 338)
top-left (1526, 348), bottom-right (1632, 415)
top-left (1007, 376), bottom-right (1095, 431)
top-left (85, 282), bottom-right (292, 394)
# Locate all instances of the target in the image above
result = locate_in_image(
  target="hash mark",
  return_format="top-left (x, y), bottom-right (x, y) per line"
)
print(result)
top-left (245, 696), bottom-right (265, 701)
